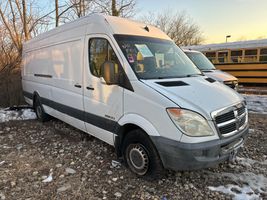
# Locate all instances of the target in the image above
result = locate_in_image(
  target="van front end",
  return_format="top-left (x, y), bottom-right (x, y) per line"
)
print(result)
top-left (113, 33), bottom-right (250, 175)
top-left (151, 102), bottom-right (249, 171)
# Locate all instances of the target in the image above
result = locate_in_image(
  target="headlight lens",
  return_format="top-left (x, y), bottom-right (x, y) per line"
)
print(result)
top-left (167, 108), bottom-right (214, 137)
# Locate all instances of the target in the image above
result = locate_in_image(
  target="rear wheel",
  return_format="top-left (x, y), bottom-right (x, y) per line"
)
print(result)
top-left (123, 129), bottom-right (165, 178)
top-left (34, 96), bottom-right (50, 122)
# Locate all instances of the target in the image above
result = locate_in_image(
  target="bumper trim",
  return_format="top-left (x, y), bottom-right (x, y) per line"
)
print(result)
top-left (150, 126), bottom-right (249, 171)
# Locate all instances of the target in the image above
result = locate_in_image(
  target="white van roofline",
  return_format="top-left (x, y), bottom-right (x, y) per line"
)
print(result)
top-left (24, 14), bottom-right (171, 52)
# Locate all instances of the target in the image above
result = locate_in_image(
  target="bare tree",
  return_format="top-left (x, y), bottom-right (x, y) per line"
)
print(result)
top-left (55, 0), bottom-right (59, 26)
top-left (140, 10), bottom-right (204, 46)
top-left (94, 0), bottom-right (136, 17)
top-left (0, 0), bottom-right (51, 51)
top-left (54, 0), bottom-right (95, 26)
top-left (53, 0), bottom-right (137, 27)
top-left (0, 0), bottom-right (51, 106)
top-left (22, 0), bottom-right (29, 40)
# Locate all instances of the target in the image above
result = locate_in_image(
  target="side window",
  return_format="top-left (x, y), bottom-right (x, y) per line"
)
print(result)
top-left (260, 48), bottom-right (267, 62)
top-left (231, 50), bottom-right (242, 63)
top-left (218, 51), bottom-right (228, 63)
top-left (244, 49), bottom-right (257, 63)
top-left (89, 38), bottom-right (121, 77)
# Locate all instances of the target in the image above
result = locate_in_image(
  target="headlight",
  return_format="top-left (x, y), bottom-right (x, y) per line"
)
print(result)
top-left (167, 108), bottom-right (214, 137)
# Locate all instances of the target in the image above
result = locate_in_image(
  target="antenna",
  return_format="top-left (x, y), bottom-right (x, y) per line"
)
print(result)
top-left (144, 26), bottom-right (149, 32)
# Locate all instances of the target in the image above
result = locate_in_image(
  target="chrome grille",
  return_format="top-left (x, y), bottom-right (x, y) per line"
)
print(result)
top-left (212, 103), bottom-right (248, 137)
top-left (219, 123), bottom-right (236, 135)
top-left (215, 111), bottom-right (235, 124)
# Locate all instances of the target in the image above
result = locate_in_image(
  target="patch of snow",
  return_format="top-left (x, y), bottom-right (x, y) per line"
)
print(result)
top-left (0, 108), bottom-right (36, 123)
top-left (208, 184), bottom-right (259, 200)
top-left (243, 94), bottom-right (267, 115)
top-left (208, 172), bottom-right (267, 200)
top-left (236, 156), bottom-right (267, 168)
top-left (42, 173), bottom-right (53, 183)
top-left (111, 160), bottom-right (121, 168)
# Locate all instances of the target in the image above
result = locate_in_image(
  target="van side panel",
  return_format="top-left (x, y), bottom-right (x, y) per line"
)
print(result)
top-left (22, 36), bottom-right (86, 132)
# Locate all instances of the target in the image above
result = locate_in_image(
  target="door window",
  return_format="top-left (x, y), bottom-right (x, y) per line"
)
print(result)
top-left (89, 38), bottom-right (121, 77)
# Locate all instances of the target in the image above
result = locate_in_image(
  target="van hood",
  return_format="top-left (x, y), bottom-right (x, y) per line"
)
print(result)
top-left (203, 70), bottom-right (238, 83)
top-left (142, 76), bottom-right (244, 120)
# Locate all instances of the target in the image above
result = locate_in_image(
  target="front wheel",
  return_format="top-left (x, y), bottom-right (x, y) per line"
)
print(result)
top-left (123, 129), bottom-right (165, 178)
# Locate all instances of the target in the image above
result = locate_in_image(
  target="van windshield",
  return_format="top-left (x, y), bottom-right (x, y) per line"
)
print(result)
top-left (114, 35), bottom-right (201, 79)
top-left (185, 51), bottom-right (216, 71)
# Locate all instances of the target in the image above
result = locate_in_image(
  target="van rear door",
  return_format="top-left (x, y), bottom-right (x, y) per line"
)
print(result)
top-left (83, 35), bottom-right (124, 145)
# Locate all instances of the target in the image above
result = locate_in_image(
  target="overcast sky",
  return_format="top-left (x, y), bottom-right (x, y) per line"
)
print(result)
top-left (136, 0), bottom-right (267, 44)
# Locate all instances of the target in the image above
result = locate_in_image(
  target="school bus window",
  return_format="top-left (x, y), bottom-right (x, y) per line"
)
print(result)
top-left (244, 49), bottom-right (257, 62)
top-left (260, 48), bottom-right (267, 62)
top-left (218, 52), bottom-right (228, 63)
top-left (231, 50), bottom-right (242, 63)
top-left (205, 52), bottom-right (216, 63)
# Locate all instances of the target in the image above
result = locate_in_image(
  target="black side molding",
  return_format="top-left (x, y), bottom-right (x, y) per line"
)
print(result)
top-left (34, 74), bottom-right (52, 78)
top-left (22, 91), bottom-right (120, 133)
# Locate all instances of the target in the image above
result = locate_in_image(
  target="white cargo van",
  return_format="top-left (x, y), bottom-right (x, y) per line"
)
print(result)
top-left (22, 14), bottom-right (249, 177)
top-left (183, 49), bottom-right (238, 90)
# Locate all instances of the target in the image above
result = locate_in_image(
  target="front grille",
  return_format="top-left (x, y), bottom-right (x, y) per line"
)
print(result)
top-left (215, 111), bottom-right (235, 124)
top-left (237, 106), bottom-right (245, 116)
top-left (219, 123), bottom-right (236, 135)
top-left (213, 103), bottom-right (248, 137)
top-left (240, 116), bottom-right (246, 127)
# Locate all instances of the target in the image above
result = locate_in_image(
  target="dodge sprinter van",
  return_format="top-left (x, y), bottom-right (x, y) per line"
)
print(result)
top-left (22, 14), bottom-right (249, 177)
top-left (184, 49), bottom-right (238, 90)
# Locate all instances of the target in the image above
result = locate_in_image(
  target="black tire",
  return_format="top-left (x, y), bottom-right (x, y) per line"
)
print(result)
top-left (122, 129), bottom-right (165, 178)
top-left (34, 96), bottom-right (50, 122)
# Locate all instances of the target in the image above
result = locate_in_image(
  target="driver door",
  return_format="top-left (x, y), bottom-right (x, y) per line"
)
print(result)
top-left (83, 35), bottom-right (124, 145)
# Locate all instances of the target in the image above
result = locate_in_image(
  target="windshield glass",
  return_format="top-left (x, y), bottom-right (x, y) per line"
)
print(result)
top-left (185, 51), bottom-right (215, 70)
top-left (114, 35), bottom-right (201, 79)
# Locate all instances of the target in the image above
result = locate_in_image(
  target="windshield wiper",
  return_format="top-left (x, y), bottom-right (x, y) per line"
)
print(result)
top-left (155, 75), bottom-right (188, 79)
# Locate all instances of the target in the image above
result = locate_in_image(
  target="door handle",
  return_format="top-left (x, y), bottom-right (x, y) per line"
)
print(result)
top-left (74, 84), bottom-right (82, 88)
top-left (86, 86), bottom-right (94, 90)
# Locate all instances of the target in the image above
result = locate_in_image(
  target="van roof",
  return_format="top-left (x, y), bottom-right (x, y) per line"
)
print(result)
top-left (24, 14), bottom-right (171, 49)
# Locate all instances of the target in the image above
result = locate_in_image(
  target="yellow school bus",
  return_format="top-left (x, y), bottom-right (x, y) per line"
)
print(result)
top-left (186, 39), bottom-right (267, 84)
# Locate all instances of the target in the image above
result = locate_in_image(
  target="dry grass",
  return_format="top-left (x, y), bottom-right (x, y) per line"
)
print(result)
top-left (0, 68), bottom-right (25, 107)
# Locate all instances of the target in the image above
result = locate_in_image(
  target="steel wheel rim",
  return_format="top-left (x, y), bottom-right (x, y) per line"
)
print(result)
top-left (127, 144), bottom-right (149, 175)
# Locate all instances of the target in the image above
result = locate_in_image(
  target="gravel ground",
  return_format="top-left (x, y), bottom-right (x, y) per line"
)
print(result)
top-left (0, 113), bottom-right (266, 200)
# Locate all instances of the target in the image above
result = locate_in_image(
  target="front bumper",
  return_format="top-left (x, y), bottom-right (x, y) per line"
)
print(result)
top-left (151, 126), bottom-right (249, 171)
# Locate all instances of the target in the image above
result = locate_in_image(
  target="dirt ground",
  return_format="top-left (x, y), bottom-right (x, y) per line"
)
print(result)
top-left (0, 113), bottom-right (266, 200)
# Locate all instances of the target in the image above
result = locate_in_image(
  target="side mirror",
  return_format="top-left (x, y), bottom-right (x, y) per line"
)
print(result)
top-left (100, 61), bottom-right (119, 85)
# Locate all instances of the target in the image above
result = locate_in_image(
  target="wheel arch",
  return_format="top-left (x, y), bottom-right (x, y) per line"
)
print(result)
top-left (115, 114), bottom-right (161, 157)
